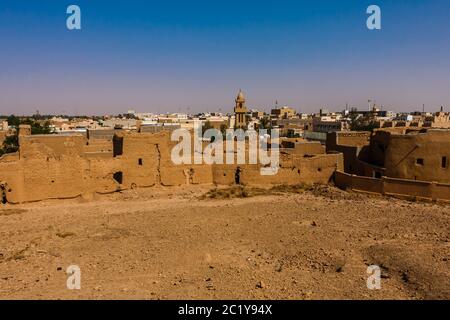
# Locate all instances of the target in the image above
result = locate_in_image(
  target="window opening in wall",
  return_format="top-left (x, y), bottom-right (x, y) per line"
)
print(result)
top-left (113, 135), bottom-right (124, 157)
top-left (0, 185), bottom-right (7, 204)
top-left (235, 167), bottom-right (241, 184)
top-left (113, 172), bottom-right (123, 184)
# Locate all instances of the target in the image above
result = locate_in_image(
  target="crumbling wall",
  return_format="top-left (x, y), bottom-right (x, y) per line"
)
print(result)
top-left (384, 130), bottom-right (450, 183)
top-left (118, 132), bottom-right (160, 188)
top-left (0, 155), bottom-right (23, 204)
top-left (326, 132), bottom-right (371, 175)
top-left (210, 153), bottom-right (343, 186)
top-left (327, 131), bottom-right (371, 150)
top-left (294, 153), bottom-right (343, 184)
top-left (211, 164), bottom-right (238, 185)
top-left (20, 156), bottom-right (86, 202)
top-left (0, 131), bottom-right (7, 146)
top-left (281, 141), bottom-right (325, 156)
top-left (0, 135), bottom-right (119, 203)
top-left (20, 135), bottom-right (86, 159)
top-left (335, 171), bottom-right (450, 202)
top-left (0, 130), bottom-right (343, 204)
top-left (368, 130), bottom-right (391, 167)
top-left (84, 139), bottom-right (113, 154)
top-left (83, 158), bottom-right (121, 194)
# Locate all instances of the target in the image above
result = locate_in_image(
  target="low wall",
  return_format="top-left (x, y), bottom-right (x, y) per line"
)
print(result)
top-left (0, 131), bottom-right (7, 146)
top-left (350, 175), bottom-right (384, 194)
top-left (335, 171), bottom-right (450, 202)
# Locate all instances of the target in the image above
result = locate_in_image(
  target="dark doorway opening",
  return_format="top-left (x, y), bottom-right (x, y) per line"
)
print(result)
top-left (0, 185), bottom-right (7, 204)
top-left (113, 135), bottom-right (124, 157)
top-left (235, 167), bottom-right (241, 184)
top-left (442, 157), bottom-right (447, 169)
top-left (113, 172), bottom-right (123, 184)
top-left (138, 158), bottom-right (143, 166)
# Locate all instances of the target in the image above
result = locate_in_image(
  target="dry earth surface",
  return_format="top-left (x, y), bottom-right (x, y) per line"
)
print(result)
top-left (0, 184), bottom-right (449, 300)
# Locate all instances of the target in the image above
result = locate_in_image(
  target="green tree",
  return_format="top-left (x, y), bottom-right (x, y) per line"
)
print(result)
top-left (31, 121), bottom-right (51, 134)
top-left (0, 134), bottom-right (19, 156)
top-left (220, 124), bottom-right (228, 137)
top-left (20, 118), bottom-right (51, 134)
top-left (258, 116), bottom-right (272, 134)
top-left (0, 117), bottom-right (52, 156)
top-left (286, 129), bottom-right (300, 138)
top-left (259, 116), bottom-right (271, 130)
top-left (202, 120), bottom-right (214, 135)
top-left (349, 108), bottom-right (378, 132)
top-left (6, 115), bottom-right (20, 127)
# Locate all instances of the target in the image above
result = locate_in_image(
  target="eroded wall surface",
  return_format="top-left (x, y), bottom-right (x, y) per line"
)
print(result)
top-left (326, 131), bottom-right (371, 175)
top-left (383, 130), bottom-right (450, 183)
top-left (0, 131), bottom-right (7, 146)
top-left (335, 171), bottom-right (450, 202)
top-left (327, 129), bottom-right (450, 183)
top-left (0, 131), bottom-right (342, 204)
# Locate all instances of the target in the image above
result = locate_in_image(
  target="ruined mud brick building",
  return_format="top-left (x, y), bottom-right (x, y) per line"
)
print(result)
top-left (0, 126), bottom-right (343, 204)
top-left (0, 120), bottom-right (10, 146)
top-left (0, 131), bottom-right (6, 147)
top-left (328, 128), bottom-right (450, 201)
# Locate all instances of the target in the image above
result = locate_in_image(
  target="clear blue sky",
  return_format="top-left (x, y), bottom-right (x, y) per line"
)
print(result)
top-left (0, 0), bottom-right (449, 115)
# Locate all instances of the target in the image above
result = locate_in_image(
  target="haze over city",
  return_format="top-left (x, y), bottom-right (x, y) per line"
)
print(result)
top-left (1, 0), bottom-right (450, 305)
top-left (1, 0), bottom-right (449, 115)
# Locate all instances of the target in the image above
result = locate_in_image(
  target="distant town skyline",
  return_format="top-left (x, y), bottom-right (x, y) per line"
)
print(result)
top-left (1, 0), bottom-right (450, 115)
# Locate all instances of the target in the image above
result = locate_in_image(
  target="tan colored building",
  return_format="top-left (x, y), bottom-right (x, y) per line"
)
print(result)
top-left (271, 106), bottom-right (296, 119)
top-left (0, 121), bottom-right (8, 146)
top-left (375, 111), bottom-right (450, 130)
top-left (424, 111), bottom-right (450, 128)
top-left (313, 117), bottom-right (350, 133)
top-left (0, 131), bottom-right (6, 147)
top-left (1, 120), bottom-right (8, 131)
top-left (331, 129), bottom-right (450, 202)
top-left (328, 128), bottom-right (450, 183)
top-left (234, 90), bottom-right (248, 129)
top-left (0, 128), bottom-right (343, 204)
top-left (251, 110), bottom-right (265, 119)
top-left (326, 131), bottom-right (372, 175)
top-left (369, 129), bottom-right (450, 182)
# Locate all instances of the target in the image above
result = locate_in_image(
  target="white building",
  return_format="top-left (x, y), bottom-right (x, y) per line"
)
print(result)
top-left (1, 121), bottom-right (8, 131)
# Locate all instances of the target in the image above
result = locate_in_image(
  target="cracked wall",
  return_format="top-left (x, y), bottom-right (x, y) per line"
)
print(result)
top-left (0, 131), bottom-right (342, 204)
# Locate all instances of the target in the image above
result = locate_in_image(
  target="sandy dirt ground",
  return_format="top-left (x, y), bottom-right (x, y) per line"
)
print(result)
top-left (0, 185), bottom-right (448, 300)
